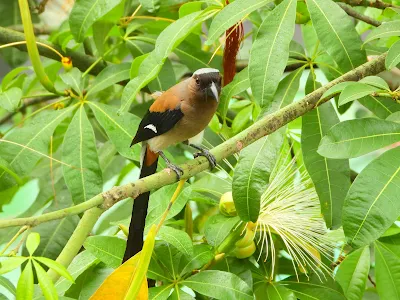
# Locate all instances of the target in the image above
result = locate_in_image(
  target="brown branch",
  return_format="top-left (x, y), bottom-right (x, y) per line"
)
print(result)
top-left (7, 24), bottom-right (52, 35)
top-left (0, 27), bottom-right (107, 76)
top-left (336, 0), bottom-right (400, 9)
top-left (338, 3), bottom-right (382, 27)
top-left (0, 96), bottom-right (57, 125)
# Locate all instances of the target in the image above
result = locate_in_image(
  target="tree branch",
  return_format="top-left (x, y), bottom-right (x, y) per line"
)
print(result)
top-left (0, 27), bottom-right (107, 76)
top-left (337, 3), bottom-right (382, 27)
top-left (0, 53), bottom-right (388, 230)
top-left (47, 207), bottom-right (103, 283)
top-left (0, 95), bottom-right (57, 125)
top-left (336, 0), bottom-right (400, 9)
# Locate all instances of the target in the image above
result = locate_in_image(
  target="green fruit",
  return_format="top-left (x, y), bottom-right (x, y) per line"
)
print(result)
top-left (235, 227), bottom-right (255, 248)
top-left (234, 241), bottom-right (256, 259)
top-left (219, 191), bottom-right (237, 216)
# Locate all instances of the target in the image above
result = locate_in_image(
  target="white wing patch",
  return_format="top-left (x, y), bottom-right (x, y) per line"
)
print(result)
top-left (144, 124), bottom-right (157, 133)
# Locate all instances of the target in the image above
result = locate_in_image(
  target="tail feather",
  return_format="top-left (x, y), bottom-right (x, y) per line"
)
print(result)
top-left (122, 144), bottom-right (158, 262)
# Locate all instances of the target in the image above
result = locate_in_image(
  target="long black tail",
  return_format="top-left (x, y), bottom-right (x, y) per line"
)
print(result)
top-left (122, 146), bottom-right (158, 263)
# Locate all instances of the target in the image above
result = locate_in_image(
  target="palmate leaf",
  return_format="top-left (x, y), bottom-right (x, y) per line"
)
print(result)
top-left (69, 0), bottom-right (123, 42)
top-left (120, 11), bottom-right (203, 113)
top-left (232, 130), bottom-right (284, 222)
top-left (86, 63), bottom-right (131, 97)
top-left (183, 270), bottom-right (253, 300)
top-left (318, 118), bottom-right (400, 159)
top-left (302, 73), bottom-right (350, 229)
top-left (89, 102), bottom-right (141, 161)
top-left (0, 87), bottom-right (22, 112)
top-left (375, 241), bottom-right (400, 299)
top-left (83, 236), bottom-right (126, 269)
top-left (364, 20), bottom-right (400, 45)
top-left (343, 146), bottom-right (400, 248)
top-left (206, 0), bottom-right (273, 45)
top-left (157, 226), bottom-right (193, 258)
top-left (0, 107), bottom-right (73, 182)
top-left (306, 0), bottom-right (366, 73)
top-left (254, 283), bottom-right (296, 300)
top-left (386, 40), bottom-right (400, 70)
top-left (336, 246), bottom-right (370, 300)
top-left (248, 0), bottom-right (297, 109)
top-left (62, 106), bottom-right (103, 204)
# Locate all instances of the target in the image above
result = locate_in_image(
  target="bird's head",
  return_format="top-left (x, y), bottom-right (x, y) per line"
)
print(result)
top-left (190, 68), bottom-right (221, 102)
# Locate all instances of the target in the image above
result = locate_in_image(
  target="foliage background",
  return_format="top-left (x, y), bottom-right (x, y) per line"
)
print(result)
top-left (0, 0), bottom-right (400, 299)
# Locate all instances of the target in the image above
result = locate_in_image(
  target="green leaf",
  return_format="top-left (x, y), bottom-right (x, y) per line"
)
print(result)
top-left (145, 184), bottom-right (192, 231)
top-left (249, 0), bottom-right (297, 108)
top-left (302, 101), bottom-right (350, 229)
top-left (175, 42), bottom-right (220, 72)
top-left (218, 67), bottom-right (250, 123)
top-left (375, 241), bottom-right (400, 299)
top-left (83, 236), bottom-right (125, 268)
top-left (140, 0), bottom-right (160, 13)
top-left (358, 95), bottom-right (400, 119)
top-left (26, 232), bottom-right (40, 256)
top-left (231, 104), bottom-right (252, 133)
top-left (285, 276), bottom-right (346, 300)
top-left (86, 63), bottom-right (131, 97)
top-left (0, 87), bottom-right (22, 112)
top-left (120, 12), bottom-right (203, 112)
top-left (0, 108), bottom-right (73, 180)
top-left (212, 257), bottom-right (253, 288)
top-left (206, 0), bottom-right (273, 45)
top-left (232, 130), bottom-right (284, 222)
top-left (157, 226), bottom-right (193, 257)
top-left (359, 76), bottom-right (390, 91)
top-left (62, 107), bottom-right (103, 204)
top-left (364, 20), bottom-right (400, 45)
top-left (183, 270), bottom-right (253, 300)
top-left (318, 118), bottom-right (400, 159)
top-left (321, 82), bottom-right (354, 99)
top-left (33, 260), bottom-right (58, 300)
top-left (148, 285), bottom-right (174, 300)
top-left (306, 0), bottom-right (366, 72)
top-left (89, 102), bottom-right (141, 161)
top-left (343, 146), bottom-right (400, 248)
top-left (54, 251), bottom-right (99, 295)
top-left (255, 283), bottom-right (296, 300)
top-left (60, 68), bottom-right (83, 96)
top-left (35, 257), bottom-right (74, 282)
top-left (0, 276), bottom-right (16, 296)
top-left (0, 257), bottom-right (28, 275)
top-left (262, 66), bottom-right (304, 116)
top-left (204, 215), bottom-right (240, 247)
top-left (16, 260), bottom-right (34, 300)
top-left (169, 288), bottom-right (195, 300)
top-left (386, 40), bottom-right (400, 70)
top-left (1, 66), bottom-right (30, 91)
top-left (178, 244), bottom-right (214, 277)
top-left (338, 83), bottom-right (379, 106)
top-left (336, 246), bottom-right (370, 300)
top-left (69, 0), bottom-right (123, 42)
top-left (148, 59), bottom-right (176, 93)
top-left (31, 215), bottom-right (79, 261)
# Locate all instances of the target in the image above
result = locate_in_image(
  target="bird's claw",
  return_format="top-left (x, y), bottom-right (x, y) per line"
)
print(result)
top-left (166, 162), bottom-right (184, 179)
top-left (194, 149), bottom-right (217, 169)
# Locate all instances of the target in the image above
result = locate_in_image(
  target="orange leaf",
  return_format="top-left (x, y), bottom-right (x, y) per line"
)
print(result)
top-left (90, 253), bottom-right (148, 300)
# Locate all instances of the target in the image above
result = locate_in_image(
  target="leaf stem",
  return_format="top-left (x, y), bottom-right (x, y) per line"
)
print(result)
top-left (0, 41), bottom-right (64, 58)
top-left (18, 0), bottom-right (58, 94)
top-left (0, 226), bottom-right (29, 256)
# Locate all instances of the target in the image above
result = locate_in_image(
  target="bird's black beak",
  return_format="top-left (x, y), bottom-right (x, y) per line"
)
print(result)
top-left (206, 82), bottom-right (220, 102)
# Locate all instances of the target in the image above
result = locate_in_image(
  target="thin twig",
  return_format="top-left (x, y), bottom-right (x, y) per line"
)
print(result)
top-left (0, 226), bottom-right (29, 256)
top-left (0, 95), bottom-right (57, 125)
top-left (336, 0), bottom-right (400, 9)
top-left (368, 274), bottom-right (376, 288)
top-left (337, 3), bottom-right (382, 27)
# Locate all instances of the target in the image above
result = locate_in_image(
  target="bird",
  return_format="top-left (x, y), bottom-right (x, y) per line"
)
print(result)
top-left (122, 68), bottom-right (222, 262)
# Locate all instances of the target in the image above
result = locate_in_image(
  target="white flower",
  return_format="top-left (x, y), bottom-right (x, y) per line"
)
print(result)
top-left (255, 156), bottom-right (336, 281)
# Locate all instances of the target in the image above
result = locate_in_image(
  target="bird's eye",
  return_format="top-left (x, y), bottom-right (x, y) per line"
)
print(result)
top-left (195, 77), bottom-right (200, 85)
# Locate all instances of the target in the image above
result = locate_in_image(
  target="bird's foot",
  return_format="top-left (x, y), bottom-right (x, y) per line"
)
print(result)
top-left (166, 162), bottom-right (184, 179)
top-left (194, 148), bottom-right (217, 169)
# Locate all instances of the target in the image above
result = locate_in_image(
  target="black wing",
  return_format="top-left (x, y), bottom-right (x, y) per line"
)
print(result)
top-left (130, 108), bottom-right (184, 146)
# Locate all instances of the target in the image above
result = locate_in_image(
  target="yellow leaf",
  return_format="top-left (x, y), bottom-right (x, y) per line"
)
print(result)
top-left (90, 253), bottom-right (148, 300)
